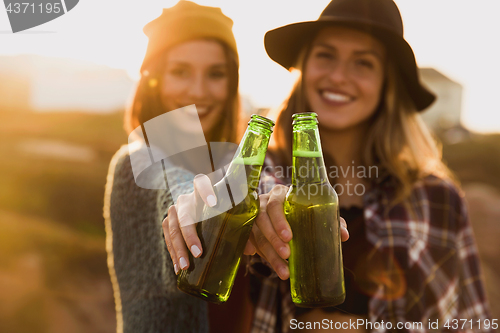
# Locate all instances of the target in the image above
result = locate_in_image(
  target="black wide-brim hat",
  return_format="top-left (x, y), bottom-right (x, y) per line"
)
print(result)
top-left (264, 0), bottom-right (435, 111)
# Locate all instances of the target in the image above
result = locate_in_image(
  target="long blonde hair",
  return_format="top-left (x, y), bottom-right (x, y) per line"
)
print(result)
top-left (268, 37), bottom-right (456, 203)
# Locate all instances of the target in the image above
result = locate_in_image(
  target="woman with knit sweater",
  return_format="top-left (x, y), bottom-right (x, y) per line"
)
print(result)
top-left (103, 2), bottom-right (247, 332)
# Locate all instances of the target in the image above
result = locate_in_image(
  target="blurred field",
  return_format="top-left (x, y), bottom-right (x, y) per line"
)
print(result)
top-left (441, 132), bottom-right (500, 320)
top-left (0, 109), bottom-right (498, 332)
top-left (0, 110), bottom-right (126, 333)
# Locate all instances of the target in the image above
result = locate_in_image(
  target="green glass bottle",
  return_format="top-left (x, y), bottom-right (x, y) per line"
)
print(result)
top-left (177, 114), bottom-right (274, 304)
top-left (284, 112), bottom-right (345, 307)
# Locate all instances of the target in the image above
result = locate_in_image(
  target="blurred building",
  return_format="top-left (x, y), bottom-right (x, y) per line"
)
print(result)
top-left (419, 67), bottom-right (463, 130)
top-left (0, 55), bottom-right (134, 113)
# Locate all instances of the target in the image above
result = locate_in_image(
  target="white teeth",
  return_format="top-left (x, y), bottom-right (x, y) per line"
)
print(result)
top-left (322, 91), bottom-right (352, 102)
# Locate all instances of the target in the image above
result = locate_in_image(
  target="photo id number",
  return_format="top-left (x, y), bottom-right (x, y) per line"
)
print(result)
top-left (6, 2), bottom-right (61, 14)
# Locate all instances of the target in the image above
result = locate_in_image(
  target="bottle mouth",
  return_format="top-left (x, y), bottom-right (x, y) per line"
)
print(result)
top-left (249, 114), bottom-right (275, 130)
top-left (292, 112), bottom-right (318, 125)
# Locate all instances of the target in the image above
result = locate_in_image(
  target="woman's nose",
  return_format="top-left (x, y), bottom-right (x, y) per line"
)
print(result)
top-left (327, 61), bottom-right (349, 84)
top-left (187, 73), bottom-right (208, 99)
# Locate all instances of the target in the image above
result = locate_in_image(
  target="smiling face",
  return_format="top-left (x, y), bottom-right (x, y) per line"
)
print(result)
top-left (161, 39), bottom-right (229, 136)
top-left (304, 26), bottom-right (386, 132)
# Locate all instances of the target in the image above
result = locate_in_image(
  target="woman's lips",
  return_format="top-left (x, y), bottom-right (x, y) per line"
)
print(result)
top-left (183, 104), bottom-right (212, 119)
top-left (195, 106), bottom-right (210, 116)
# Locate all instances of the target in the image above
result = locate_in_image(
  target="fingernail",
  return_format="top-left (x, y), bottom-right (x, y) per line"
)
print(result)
top-left (281, 229), bottom-right (291, 240)
top-left (279, 246), bottom-right (289, 258)
top-left (191, 245), bottom-right (201, 257)
top-left (174, 263), bottom-right (179, 275)
top-left (342, 226), bottom-right (349, 236)
top-left (179, 257), bottom-right (188, 269)
top-left (279, 266), bottom-right (289, 279)
top-left (207, 195), bottom-right (217, 207)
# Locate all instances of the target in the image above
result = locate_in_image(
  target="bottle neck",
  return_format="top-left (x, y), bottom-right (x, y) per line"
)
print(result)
top-left (291, 124), bottom-right (329, 186)
top-left (225, 118), bottom-right (273, 191)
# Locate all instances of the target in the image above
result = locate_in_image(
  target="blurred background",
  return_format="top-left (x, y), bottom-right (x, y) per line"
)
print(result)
top-left (0, 0), bottom-right (499, 332)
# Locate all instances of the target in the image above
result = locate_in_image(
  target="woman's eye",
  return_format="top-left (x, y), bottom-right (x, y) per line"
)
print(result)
top-left (169, 68), bottom-right (189, 77)
top-left (208, 70), bottom-right (227, 79)
top-left (315, 51), bottom-right (334, 60)
top-left (355, 59), bottom-right (374, 69)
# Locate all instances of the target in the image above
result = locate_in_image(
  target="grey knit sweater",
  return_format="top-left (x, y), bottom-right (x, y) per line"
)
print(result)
top-left (104, 145), bottom-right (209, 333)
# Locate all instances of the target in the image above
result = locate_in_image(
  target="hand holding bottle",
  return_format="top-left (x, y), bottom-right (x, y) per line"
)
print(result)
top-left (249, 184), bottom-right (349, 281)
top-left (163, 115), bottom-right (276, 304)
top-left (162, 175), bottom-right (261, 275)
top-left (162, 115), bottom-right (274, 284)
top-left (162, 174), bottom-right (217, 275)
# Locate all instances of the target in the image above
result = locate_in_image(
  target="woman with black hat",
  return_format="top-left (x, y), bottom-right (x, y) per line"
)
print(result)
top-left (162, 0), bottom-right (492, 331)
top-left (246, 0), bottom-right (493, 331)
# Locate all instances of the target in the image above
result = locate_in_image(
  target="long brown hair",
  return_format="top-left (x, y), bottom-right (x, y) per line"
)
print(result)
top-left (268, 33), bottom-right (455, 202)
top-left (124, 38), bottom-right (241, 144)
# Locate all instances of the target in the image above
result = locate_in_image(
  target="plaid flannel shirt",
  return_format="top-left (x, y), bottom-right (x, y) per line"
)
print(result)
top-left (248, 159), bottom-right (492, 333)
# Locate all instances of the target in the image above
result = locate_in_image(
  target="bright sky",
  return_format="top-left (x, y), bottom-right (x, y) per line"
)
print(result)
top-left (1, 0), bottom-right (499, 133)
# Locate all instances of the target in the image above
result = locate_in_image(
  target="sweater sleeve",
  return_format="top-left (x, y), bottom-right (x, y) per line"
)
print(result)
top-left (104, 146), bottom-right (209, 333)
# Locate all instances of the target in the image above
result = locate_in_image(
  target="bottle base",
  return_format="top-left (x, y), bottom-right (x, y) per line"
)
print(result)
top-left (292, 293), bottom-right (346, 308)
top-left (177, 284), bottom-right (227, 305)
